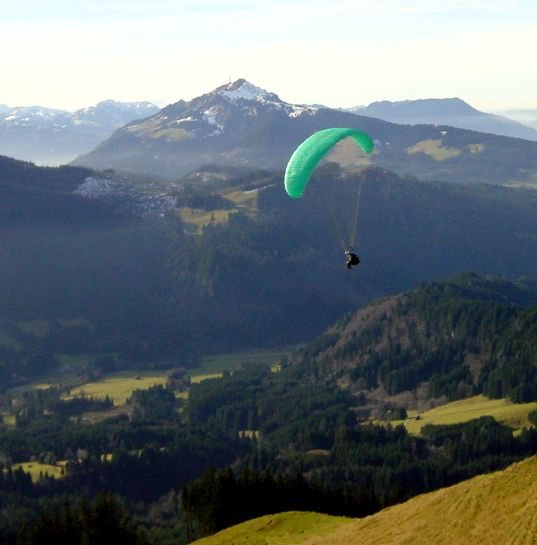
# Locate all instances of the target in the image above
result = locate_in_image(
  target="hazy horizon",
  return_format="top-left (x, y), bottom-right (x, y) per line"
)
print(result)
top-left (1, 82), bottom-right (535, 117)
top-left (2, 0), bottom-right (536, 112)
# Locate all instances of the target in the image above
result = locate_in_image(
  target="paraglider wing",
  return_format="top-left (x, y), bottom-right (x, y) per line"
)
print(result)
top-left (284, 128), bottom-right (374, 198)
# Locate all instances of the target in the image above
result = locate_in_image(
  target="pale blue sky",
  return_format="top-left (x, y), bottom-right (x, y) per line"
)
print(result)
top-left (1, 0), bottom-right (536, 111)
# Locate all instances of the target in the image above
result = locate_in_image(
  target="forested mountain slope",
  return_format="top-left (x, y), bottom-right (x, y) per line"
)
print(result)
top-left (2, 161), bottom-right (537, 366)
top-left (0, 155), bottom-right (130, 227)
top-left (300, 272), bottom-right (537, 403)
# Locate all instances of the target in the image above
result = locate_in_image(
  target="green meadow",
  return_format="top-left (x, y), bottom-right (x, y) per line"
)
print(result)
top-left (388, 395), bottom-right (537, 434)
top-left (193, 511), bottom-right (352, 545)
top-left (64, 370), bottom-right (169, 406)
top-left (60, 347), bottom-right (296, 407)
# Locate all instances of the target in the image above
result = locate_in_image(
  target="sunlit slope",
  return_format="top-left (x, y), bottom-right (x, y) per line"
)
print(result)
top-left (194, 456), bottom-right (537, 545)
top-left (401, 395), bottom-right (537, 434)
top-left (192, 512), bottom-right (353, 545)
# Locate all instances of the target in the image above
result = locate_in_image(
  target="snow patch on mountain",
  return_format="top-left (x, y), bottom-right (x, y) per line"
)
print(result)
top-left (288, 104), bottom-right (319, 118)
top-left (75, 176), bottom-right (178, 217)
top-left (176, 117), bottom-right (196, 124)
top-left (203, 106), bottom-right (224, 135)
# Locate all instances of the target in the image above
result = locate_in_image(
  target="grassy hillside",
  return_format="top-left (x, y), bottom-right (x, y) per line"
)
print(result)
top-left (194, 456), bottom-right (537, 545)
top-left (388, 395), bottom-right (537, 433)
top-left (193, 512), bottom-right (353, 545)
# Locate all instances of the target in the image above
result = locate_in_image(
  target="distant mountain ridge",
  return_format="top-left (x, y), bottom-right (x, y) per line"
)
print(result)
top-left (354, 97), bottom-right (482, 117)
top-left (72, 80), bottom-right (537, 185)
top-left (348, 98), bottom-right (537, 140)
top-left (0, 99), bottom-right (159, 165)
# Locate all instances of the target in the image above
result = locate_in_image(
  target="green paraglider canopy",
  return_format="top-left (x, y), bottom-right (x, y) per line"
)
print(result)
top-left (284, 128), bottom-right (374, 198)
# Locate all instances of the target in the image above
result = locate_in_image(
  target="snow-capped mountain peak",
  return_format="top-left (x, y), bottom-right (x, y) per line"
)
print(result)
top-left (218, 79), bottom-right (274, 103)
top-left (212, 79), bottom-right (319, 119)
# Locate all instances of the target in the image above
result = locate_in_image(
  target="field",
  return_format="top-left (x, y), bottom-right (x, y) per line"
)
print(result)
top-left (179, 347), bottom-right (298, 392)
top-left (1, 345), bottom-right (293, 426)
top-left (390, 395), bottom-right (537, 434)
top-left (64, 370), bottom-right (169, 406)
top-left (178, 186), bottom-right (261, 234)
top-left (6, 346), bottom-right (296, 403)
top-left (406, 139), bottom-right (461, 160)
top-left (467, 143), bottom-right (485, 153)
top-left (57, 347), bottom-right (296, 407)
top-left (224, 189), bottom-right (259, 218)
top-left (178, 207), bottom-right (236, 234)
top-left (4, 346), bottom-right (298, 428)
top-left (11, 461), bottom-right (67, 482)
top-left (196, 346), bottom-right (297, 375)
top-left (6, 353), bottom-right (118, 396)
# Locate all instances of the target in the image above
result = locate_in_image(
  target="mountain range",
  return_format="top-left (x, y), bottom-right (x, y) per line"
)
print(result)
top-left (348, 98), bottom-right (537, 140)
top-left (72, 79), bottom-right (537, 185)
top-left (0, 99), bottom-right (159, 165)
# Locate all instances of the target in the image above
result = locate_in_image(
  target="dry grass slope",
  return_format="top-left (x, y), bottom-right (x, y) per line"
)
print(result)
top-left (193, 456), bottom-right (537, 545)
top-left (407, 139), bottom-right (460, 160)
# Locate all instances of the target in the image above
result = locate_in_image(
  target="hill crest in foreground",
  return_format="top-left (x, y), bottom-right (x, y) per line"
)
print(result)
top-left (194, 455), bottom-right (537, 545)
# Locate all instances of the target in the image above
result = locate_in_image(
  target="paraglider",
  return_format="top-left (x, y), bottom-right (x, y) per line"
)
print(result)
top-left (284, 128), bottom-right (374, 198)
top-left (345, 249), bottom-right (360, 270)
top-left (284, 128), bottom-right (374, 269)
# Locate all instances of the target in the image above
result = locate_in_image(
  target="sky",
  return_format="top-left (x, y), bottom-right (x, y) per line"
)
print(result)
top-left (1, 0), bottom-right (536, 112)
